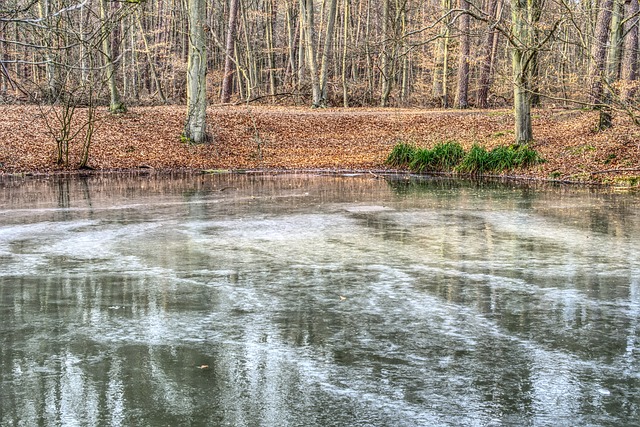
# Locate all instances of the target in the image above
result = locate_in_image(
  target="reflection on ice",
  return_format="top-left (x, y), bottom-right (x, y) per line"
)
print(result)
top-left (1, 173), bottom-right (639, 426)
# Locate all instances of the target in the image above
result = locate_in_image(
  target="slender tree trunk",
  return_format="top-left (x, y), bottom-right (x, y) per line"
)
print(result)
top-left (455, 0), bottom-right (470, 108)
top-left (400, 6), bottom-right (409, 103)
top-left (136, 12), bottom-right (166, 103)
top-left (221, 0), bottom-right (240, 103)
top-left (477, 0), bottom-right (500, 108)
top-left (320, 0), bottom-right (338, 105)
top-left (599, 0), bottom-right (624, 129)
top-left (590, 0), bottom-right (614, 105)
top-left (0, 27), bottom-right (7, 95)
top-left (380, 0), bottom-right (392, 107)
top-left (300, 0), bottom-right (321, 106)
top-left (341, 0), bottom-right (350, 107)
top-left (621, 0), bottom-right (639, 101)
top-left (184, 0), bottom-right (208, 143)
top-left (297, 17), bottom-right (305, 98)
top-left (285, 1), bottom-right (299, 90)
top-left (529, 0), bottom-right (542, 107)
top-left (266, 0), bottom-right (277, 99)
top-left (433, 0), bottom-right (451, 107)
top-left (100, 0), bottom-right (125, 113)
top-left (38, 0), bottom-right (58, 102)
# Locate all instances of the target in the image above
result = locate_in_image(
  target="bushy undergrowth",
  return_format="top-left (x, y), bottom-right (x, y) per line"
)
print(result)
top-left (386, 141), bottom-right (543, 174)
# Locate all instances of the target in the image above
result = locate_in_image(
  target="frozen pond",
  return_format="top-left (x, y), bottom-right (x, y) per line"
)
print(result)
top-left (0, 172), bottom-right (639, 426)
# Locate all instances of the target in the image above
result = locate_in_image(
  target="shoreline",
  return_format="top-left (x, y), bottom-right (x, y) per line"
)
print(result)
top-left (0, 167), bottom-right (622, 191)
top-left (1, 105), bottom-right (639, 187)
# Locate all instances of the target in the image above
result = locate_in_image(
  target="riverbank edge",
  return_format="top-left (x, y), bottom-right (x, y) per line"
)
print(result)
top-left (0, 167), bottom-right (626, 191)
top-left (1, 105), bottom-right (639, 188)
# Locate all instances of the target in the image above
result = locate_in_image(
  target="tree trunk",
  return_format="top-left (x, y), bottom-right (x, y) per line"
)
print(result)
top-left (590, 0), bottom-right (614, 105)
top-left (136, 12), bottom-right (166, 103)
top-left (380, 0), bottom-right (392, 107)
top-left (221, 0), bottom-right (240, 103)
top-left (100, 0), bottom-right (125, 113)
top-left (432, 0), bottom-right (451, 107)
top-left (37, 0), bottom-right (58, 103)
top-left (300, 0), bottom-right (321, 107)
top-left (454, 0), bottom-right (470, 109)
top-left (477, 0), bottom-right (500, 108)
top-left (510, 0), bottom-right (538, 144)
top-left (621, 0), bottom-right (639, 101)
top-left (266, 0), bottom-right (277, 99)
top-left (320, 0), bottom-right (338, 105)
top-left (184, 0), bottom-right (208, 143)
top-left (599, 0), bottom-right (624, 129)
top-left (341, 0), bottom-right (350, 107)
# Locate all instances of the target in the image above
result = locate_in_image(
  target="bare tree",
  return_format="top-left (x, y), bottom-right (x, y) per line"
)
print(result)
top-left (589, 0), bottom-right (614, 106)
top-left (221, 0), bottom-right (239, 103)
top-left (319, 0), bottom-right (338, 105)
top-left (100, 0), bottom-right (125, 113)
top-left (621, 0), bottom-right (639, 101)
top-left (476, 0), bottom-right (501, 108)
top-left (184, 0), bottom-right (207, 143)
top-left (300, 0), bottom-right (321, 106)
top-left (454, 0), bottom-right (470, 108)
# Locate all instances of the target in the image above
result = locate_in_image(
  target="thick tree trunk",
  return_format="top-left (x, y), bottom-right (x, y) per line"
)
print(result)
top-left (184, 0), bottom-right (208, 143)
top-left (513, 52), bottom-right (533, 144)
top-left (454, 0), bottom-right (470, 109)
top-left (510, 0), bottom-right (537, 144)
top-left (221, 0), bottom-right (239, 104)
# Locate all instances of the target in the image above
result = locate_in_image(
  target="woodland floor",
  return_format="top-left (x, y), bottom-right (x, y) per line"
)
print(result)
top-left (1, 104), bottom-right (640, 186)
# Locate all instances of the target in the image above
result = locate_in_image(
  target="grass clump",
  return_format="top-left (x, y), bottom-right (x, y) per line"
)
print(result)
top-left (458, 144), bottom-right (543, 174)
top-left (457, 144), bottom-right (492, 174)
top-left (387, 141), bottom-right (543, 174)
top-left (406, 141), bottom-right (464, 172)
top-left (386, 142), bottom-right (417, 167)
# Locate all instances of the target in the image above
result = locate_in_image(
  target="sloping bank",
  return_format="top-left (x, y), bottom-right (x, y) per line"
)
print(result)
top-left (0, 105), bottom-right (639, 186)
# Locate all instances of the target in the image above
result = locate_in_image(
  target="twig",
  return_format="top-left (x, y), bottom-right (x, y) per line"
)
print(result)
top-left (591, 168), bottom-right (640, 175)
top-left (234, 92), bottom-right (296, 105)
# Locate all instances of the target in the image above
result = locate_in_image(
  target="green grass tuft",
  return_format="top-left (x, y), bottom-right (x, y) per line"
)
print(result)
top-left (408, 141), bottom-right (464, 172)
top-left (431, 142), bottom-right (466, 170)
top-left (386, 142), bottom-right (417, 167)
top-left (409, 148), bottom-right (436, 172)
top-left (457, 144), bottom-right (491, 174)
top-left (387, 141), bottom-right (543, 175)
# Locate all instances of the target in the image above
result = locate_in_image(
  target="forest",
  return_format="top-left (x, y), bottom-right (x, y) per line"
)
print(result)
top-left (1, 0), bottom-right (640, 182)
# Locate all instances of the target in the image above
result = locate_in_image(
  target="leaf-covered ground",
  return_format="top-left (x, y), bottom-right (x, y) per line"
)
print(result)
top-left (1, 105), bottom-right (640, 185)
